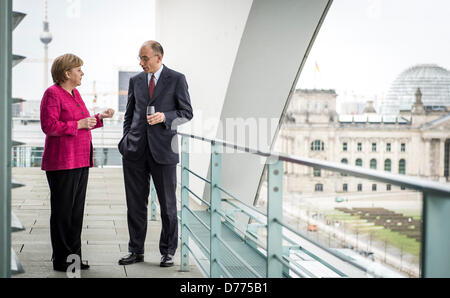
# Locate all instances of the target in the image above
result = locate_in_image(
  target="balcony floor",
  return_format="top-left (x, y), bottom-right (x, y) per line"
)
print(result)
top-left (11, 167), bottom-right (203, 278)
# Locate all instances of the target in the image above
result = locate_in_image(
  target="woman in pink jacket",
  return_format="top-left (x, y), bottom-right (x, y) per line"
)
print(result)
top-left (40, 54), bottom-right (114, 272)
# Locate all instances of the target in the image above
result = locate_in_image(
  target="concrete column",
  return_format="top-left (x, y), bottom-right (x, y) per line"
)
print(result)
top-left (304, 136), bottom-right (310, 175)
top-left (327, 135), bottom-right (335, 178)
top-left (0, 0), bottom-right (12, 278)
top-left (424, 138), bottom-right (431, 177)
top-left (394, 139), bottom-right (401, 174)
top-left (410, 134), bottom-right (421, 177)
top-left (296, 135), bottom-right (305, 176)
top-left (439, 139), bottom-right (446, 182)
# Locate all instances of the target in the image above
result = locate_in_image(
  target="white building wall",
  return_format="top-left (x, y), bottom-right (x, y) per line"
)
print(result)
top-left (156, 0), bottom-right (332, 216)
top-left (155, 0), bottom-right (253, 202)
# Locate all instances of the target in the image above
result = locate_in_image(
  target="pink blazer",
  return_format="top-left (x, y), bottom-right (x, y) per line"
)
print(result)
top-left (40, 84), bottom-right (103, 171)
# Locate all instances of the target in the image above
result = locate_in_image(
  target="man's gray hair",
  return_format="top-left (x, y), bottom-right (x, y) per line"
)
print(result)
top-left (143, 40), bottom-right (164, 57)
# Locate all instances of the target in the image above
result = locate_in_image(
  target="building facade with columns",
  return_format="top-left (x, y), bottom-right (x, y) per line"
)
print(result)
top-left (276, 64), bottom-right (450, 195)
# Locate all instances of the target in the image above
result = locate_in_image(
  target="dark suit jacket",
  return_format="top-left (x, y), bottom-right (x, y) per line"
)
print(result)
top-left (118, 65), bottom-right (193, 164)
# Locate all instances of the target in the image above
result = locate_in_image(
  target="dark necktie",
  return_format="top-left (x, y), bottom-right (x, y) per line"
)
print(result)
top-left (149, 74), bottom-right (155, 98)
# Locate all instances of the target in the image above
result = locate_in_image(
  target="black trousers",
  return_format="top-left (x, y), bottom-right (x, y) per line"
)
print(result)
top-left (122, 144), bottom-right (178, 256)
top-left (46, 167), bottom-right (89, 265)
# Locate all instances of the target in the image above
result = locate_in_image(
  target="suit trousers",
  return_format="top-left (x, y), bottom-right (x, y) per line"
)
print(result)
top-left (122, 143), bottom-right (178, 256)
top-left (46, 167), bottom-right (89, 265)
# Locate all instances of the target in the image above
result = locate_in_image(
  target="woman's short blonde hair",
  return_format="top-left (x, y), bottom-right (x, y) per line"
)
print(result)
top-left (51, 54), bottom-right (83, 85)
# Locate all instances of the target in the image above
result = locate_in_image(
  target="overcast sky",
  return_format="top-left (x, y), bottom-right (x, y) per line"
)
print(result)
top-left (298, 0), bottom-right (450, 102)
top-left (12, 0), bottom-right (450, 110)
top-left (12, 0), bottom-right (155, 109)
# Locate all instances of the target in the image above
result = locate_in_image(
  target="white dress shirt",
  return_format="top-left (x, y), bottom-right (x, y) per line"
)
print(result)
top-left (147, 64), bottom-right (164, 87)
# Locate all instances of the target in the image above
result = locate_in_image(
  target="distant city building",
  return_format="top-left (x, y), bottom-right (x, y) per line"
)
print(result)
top-left (339, 100), bottom-right (367, 115)
top-left (118, 71), bottom-right (139, 112)
top-left (337, 92), bottom-right (382, 115)
top-left (20, 100), bottom-right (41, 118)
top-left (276, 64), bottom-right (450, 195)
top-left (12, 103), bottom-right (22, 117)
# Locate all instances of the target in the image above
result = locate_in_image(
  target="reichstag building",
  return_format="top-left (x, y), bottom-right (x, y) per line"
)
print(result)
top-left (277, 64), bottom-right (450, 195)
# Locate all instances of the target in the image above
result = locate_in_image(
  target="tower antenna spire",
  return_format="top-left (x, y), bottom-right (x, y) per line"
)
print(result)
top-left (40, 0), bottom-right (53, 90)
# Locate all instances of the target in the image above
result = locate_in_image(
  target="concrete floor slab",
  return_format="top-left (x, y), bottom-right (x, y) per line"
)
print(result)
top-left (11, 167), bottom-right (203, 278)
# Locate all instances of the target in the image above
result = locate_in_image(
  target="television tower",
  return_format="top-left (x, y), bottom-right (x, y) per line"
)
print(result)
top-left (40, 0), bottom-right (53, 90)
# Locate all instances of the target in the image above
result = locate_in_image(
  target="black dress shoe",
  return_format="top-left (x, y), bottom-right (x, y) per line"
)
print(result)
top-left (160, 254), bottom-right (174, 267)
top-left (118, 253), bottom-right (144, 265)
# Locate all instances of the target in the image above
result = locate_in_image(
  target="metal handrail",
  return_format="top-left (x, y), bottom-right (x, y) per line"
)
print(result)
top-left (184, 166), bottom-right (211, 185)
top-left (222, 198), bottom-right (266, 225)
top-left (275, 217), bottom-right (365, 275)
top-left (184, 186), bottom-right (211, 207)
top-left (182, 206), bottom-right (211, 231)
top-left (282, 235), bottom-right (348, 277)
top-left (178, 132), bottom-right (450, 196)
top-left (183, 223), bottom-right (210, 256)
top-left (217, 185), bottom-right (267, 217)
top-left (179, 133), bottom-right (362, 277)
top-left (274, 254), bottom-right (310, 278)
top-left (178, 132), bottom-right (450, 278)
top-left (182, 243), bottom-right (209, 277)
top-left (213, 208), bottom-right (267, 250)
top-left (281, 254), bottom-right (317, 277)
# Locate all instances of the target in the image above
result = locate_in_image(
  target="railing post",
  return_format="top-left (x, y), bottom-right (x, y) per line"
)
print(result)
top-left (210, 141), bottom-right (222, 277)
top-left (180, 136), bottom-right (190, 272)
top-left (150, 178), bottom-right (157, 221)
top-left (0, 0), bottom-right (12, 278)
top-left (267, 159), bottom-right (283, 277)
top-left (421, 191), bottom-right (450, 277)
top-left (282, 246), bottom-right (291, 277)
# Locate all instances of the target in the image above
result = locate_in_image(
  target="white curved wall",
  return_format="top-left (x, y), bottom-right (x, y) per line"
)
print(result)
top-left (156, 0), bottom-right (333, 224)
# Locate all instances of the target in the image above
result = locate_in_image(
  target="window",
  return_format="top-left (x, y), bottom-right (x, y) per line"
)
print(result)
top-left (311, 140), bottom-right (324, 151)
top-left (341, 158), bottom-right (348, 176)
top-left (372, 184), bottom-right (377, 191)
top-left (343, 184), bottom-right (348, 192)
top-left (399, 159), bottom-right (406, 174)
top-left (386, 143), bottom-right (391, 152)
top-left (356, 159), bottom-right (362, 167)
top-left (387, 184), bottom-right (391, 191)
top-left (384, 159), bottom-right (391, 172)
top-left (357, 142), bottom-right (362, 151)
top-left (315, 183), bottom-right (323, 192)
top-left (401, 186), bottom-right (406, 190)
top-left (372, 143), bottom-right (377, 152)
top-left (370, 159), bottom-right (377, 169)
top-left (357, 184), bottom-right (362, 192)
top-left (445, 140), bottom-right (450, 178)
top-left (343, 142), bottom-right (347, 151)
top-left (313, 168), bottom-right (321, 177)
top-left (401, 143), bottom-right (406, 152)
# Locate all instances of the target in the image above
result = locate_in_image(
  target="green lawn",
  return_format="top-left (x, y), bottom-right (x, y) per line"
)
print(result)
top-left (371, 228), bottom-right (420, 257)
top-left (325, 209), bottom-right (421, 257)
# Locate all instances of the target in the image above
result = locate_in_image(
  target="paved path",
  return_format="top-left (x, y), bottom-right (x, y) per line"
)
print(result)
top-left (11, 167), bottom-right (203, 278)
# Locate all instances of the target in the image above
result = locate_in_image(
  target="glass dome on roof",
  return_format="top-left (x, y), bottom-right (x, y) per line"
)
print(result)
top-left (381, 64), bottom-right (450, 114)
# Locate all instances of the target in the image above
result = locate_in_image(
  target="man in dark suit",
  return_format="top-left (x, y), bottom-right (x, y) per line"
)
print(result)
top-left (118, 41), bottom-right (193, 267)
